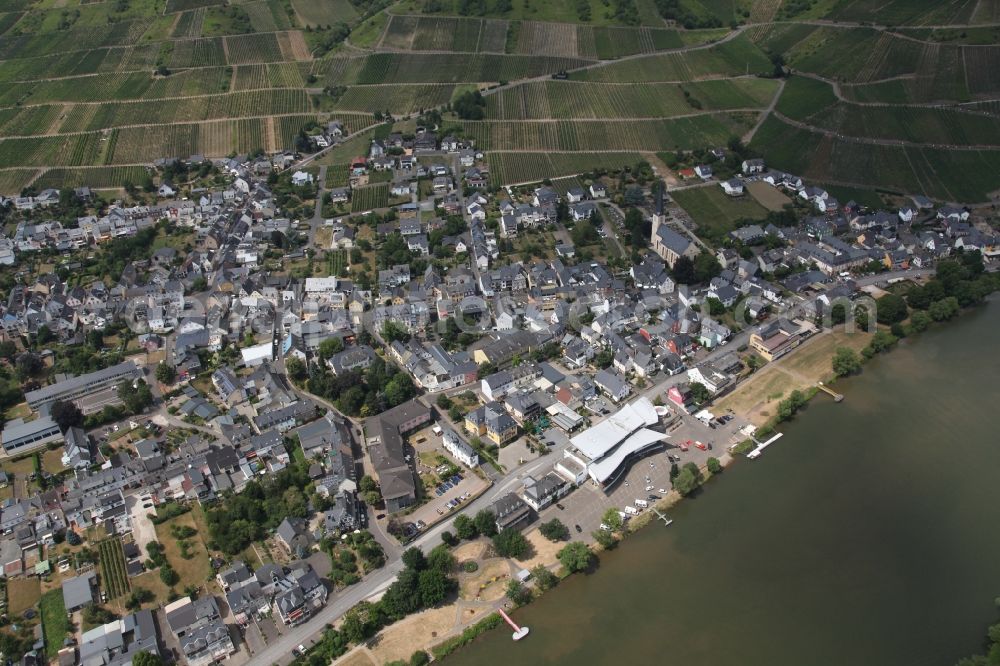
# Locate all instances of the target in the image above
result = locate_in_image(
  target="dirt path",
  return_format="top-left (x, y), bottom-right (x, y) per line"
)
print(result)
top-left (221, 36), bottom-right (231, 64)
top-left (742, 77), bottom-right (784, 143)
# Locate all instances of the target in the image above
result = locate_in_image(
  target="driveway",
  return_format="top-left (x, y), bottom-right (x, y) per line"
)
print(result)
top-left (125, 493), bottom-right (157, 554)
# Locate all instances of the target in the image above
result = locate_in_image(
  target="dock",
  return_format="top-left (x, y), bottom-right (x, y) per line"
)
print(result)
top-left (651, 507), bottom-right (674, 526)
top-left (816, 382), bottom-right (844, 402)
top-left (746, 432), bottom-right (784, 460)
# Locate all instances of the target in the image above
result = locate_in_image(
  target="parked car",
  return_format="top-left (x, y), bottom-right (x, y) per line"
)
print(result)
top-left (575, 524), bottom-right (582, 533)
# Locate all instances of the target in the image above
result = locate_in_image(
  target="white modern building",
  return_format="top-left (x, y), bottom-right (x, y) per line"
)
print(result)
top-left (562, 397), bottom-right (665, 488)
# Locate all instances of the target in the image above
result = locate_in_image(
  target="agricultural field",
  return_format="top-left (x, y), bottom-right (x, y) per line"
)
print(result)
top-left (485, 78), bottom-right (778, 120)
top-left (392, 0), bottom-right (667, 26)
top-left (333, 84), bottom-right (456, 115)
top-left (98, 537), bottom-right (131, 599)
top-left (573, 34), bottom-right (772, 81)
top-left (351, 182), bottom-right (389, 212)
top-left (351, 52), bottom-right (593, 84)
top-left (749, 114), bottom-right (1000, 202)
top-left (487, 151), bottom-right (643, 185)
top-left (459, 112), bottom-right (757, 151)
top-left (0, 0), bottom-right (997, 204)
top-left (775, 77), bottom-right (1000, 147)
top-left (671, 185), bottom-right (769, 239)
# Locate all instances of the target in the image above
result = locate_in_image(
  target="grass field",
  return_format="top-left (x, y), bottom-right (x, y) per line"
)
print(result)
top-left (746, 181), bottom-right (792, 211)
top-left (6, 577), bottom-right (41, 615)
top-left (40, 589), bottom-right (68, 658)
top-left (716, 329), bottom-right (873, 426)
top-left (671, 185), bottom-right (769, 239)
top-left (153, 508), bottom-right (212, 590)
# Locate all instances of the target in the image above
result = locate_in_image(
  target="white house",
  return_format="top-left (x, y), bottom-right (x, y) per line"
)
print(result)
top-left (291, 171), bottom-right (314, 186)
top-left (720, 179), bottom-right (744, 196)
top-left (694, 165), bottom-right (713, 180)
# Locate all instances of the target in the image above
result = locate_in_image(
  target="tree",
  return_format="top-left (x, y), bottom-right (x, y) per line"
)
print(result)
top-left (381, 321), bottom-right (411, 343)
top-left (409, 651), bottom-right (431, 666)
top-left (155, 363), bottom-right (176, 384)
top-left (318, 336), bottom-right (345, 361)
top-left (531, 564), bottom-right (558, 590)
top-left (672, 466), bottom-right (700, 496)
top-left (706, 297), bottom-right (725, 316)
top-left (426, 544), bottom-right (455, 574)
top-left (436, 394), bottom-right (453, 410)
top-left (15, 352), bottom-right (43, 380)
top-left (359, 475), bottom-right (378, 493)
top-left (473, 509), bottom-right (498, 538)
top-left (159, 565), bottom-right (179, 586)
top-left (832, 347), bottom-right (862, 377)
top-left (909, 310), bottom-right (931, 333)
top-left (452, 90), bottom-right (486, 120)
top-left (401, 547), bottom-right (427, 572)
top-left (50, 399), bottom-right (84, 432)
top-left (132, 652), bottom-right (164, 666)
top-left (453, 514), bottom-right (478, 541)
top-left (875, 293), bottom-right (908, 324)
top-left (505, 580), bottom-right (532, 606)
top-left (706, 457), bottom-right (722, 474)
top-left (286, 356), bottom-right (307, 382)
top-left (694, 251), bottom-right (722, 283)
top-left (591, 529), bottom-right (617, 549)
top-left (538, 518), bottom-right (570, 542)
top-left (601, 507), bottom-right (623, 532)
top-left (671, 255), bottom-right (696, 284)
top-left (492, 528), bottom-right (531, 559)
top-left (417, 568), bottom-right (455, 607)
top-left (688, 382), bottom-right (712, 405)
top-left (557, 541), bottom-right (594, 573)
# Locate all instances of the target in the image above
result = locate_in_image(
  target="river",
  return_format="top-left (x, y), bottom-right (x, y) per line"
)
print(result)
top-left (452, 303), bottom-right (1000, 666)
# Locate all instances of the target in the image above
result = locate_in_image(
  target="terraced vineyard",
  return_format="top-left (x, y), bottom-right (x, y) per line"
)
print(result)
top-left (1, 0), bottom-right (1000, 201)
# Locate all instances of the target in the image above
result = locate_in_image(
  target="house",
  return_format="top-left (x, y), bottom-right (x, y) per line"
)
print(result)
top-left (465, 402), bottom-right (519, 446)
top-left (720, 179), bottom-right (744, 196)
top-left (62, 571), bottom-right (96, 612)
top-left (291, 171), bottom-right (314, 186)
top-left (165, 596), bottom-right (236, 666)
top-left (442, 427), bottom-right (478, 468)
top-left (275, 517), bottom-right (312, 558)
top-left (749, 318), bottom-right (803, 362)
top-left (594, 369), bottom-right (630, 402)
top-left (566, 187), bottom-right (586, 203)
top-left (491, 493), bottom-right (532, 531)
top-left (520, 472), bottom-right (568, 511)
top-left (742, 158), bottom-right (765, 175)
top-left (589, 182), bottom-right (607, 198)
top-left (694, 165), bottom-right (713, 179)
top-left (730, 224), bottom-right (765, 245)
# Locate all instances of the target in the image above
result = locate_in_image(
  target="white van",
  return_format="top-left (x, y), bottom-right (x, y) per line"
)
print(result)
top-left (624, 506), bottom-right (639, 516)
top-left (634, 499), bottom-right (649, 508)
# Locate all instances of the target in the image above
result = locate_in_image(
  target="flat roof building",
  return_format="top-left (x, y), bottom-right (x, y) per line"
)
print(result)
top-left (25, 361), bottom-right (141, 412)
top-left (1, 416), bottom-right (62, 455)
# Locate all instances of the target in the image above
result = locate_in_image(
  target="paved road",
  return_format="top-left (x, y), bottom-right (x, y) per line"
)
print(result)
top-left (308, 165), bottom-right (329, 247)
top-left (250, 441), bottom-right (564, 666)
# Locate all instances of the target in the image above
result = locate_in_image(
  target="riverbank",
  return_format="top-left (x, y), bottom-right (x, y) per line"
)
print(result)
top-left (446, 298), bottom-right (1000, 666)
top-left (326, 260), bottom-right (999, 665)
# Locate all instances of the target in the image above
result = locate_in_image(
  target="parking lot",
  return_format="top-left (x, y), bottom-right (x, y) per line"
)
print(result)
top-left (396, 425), bottom-right (492, 535)
top-left (406, 472), bottom-right (489, 534)
top-left (534, 411), bottom-right (749, 538)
